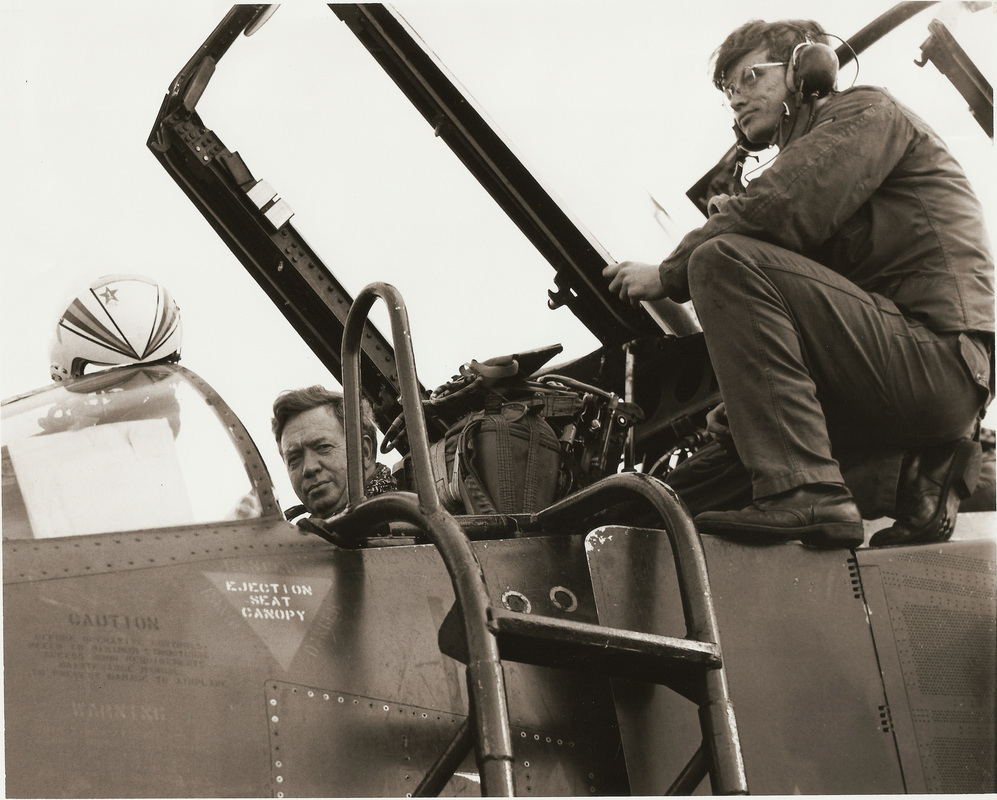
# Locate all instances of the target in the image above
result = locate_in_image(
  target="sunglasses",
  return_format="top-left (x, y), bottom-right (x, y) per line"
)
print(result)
top-left (721, 62), bottom-right (788, 100)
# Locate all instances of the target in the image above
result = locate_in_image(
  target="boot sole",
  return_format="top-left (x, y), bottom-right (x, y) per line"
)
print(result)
top-left (698, 518), bottom-right (864, 549)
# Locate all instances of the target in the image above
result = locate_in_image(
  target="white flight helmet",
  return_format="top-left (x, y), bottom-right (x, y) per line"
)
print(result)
top-left (49, 274), bottom-right (183, 382)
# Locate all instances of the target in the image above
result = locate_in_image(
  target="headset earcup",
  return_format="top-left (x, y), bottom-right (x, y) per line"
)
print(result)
top-left (791, 42), bottom-right (838, 97)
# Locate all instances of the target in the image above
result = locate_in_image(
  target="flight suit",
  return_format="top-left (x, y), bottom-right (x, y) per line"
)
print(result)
top-left (659, 86), bottom-right (994, 510)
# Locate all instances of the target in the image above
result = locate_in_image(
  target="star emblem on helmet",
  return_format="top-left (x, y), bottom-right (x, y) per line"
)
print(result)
top-left (98, 287), bottom-right (119, 305)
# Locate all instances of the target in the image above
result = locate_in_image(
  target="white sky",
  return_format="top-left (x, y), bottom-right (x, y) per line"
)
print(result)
top-left (1, 0), bottom-right (994, 510)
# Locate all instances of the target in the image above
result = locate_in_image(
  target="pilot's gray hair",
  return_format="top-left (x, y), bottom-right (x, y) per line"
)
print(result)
top-left (271, 385), bottom-right (377, 455)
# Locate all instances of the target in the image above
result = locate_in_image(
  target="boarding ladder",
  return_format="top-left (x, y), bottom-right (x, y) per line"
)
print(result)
top-left (323, 283), bottom-right (747, 796)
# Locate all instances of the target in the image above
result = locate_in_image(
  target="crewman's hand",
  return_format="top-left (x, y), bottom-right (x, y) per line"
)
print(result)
top-left (603, 260), bottom-right (667, 304)
top-left (706, 402), bottom-right (736, 453)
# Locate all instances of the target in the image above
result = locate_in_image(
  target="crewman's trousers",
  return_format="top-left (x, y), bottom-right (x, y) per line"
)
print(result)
top-left (668, 234), bottom-right (990, 515)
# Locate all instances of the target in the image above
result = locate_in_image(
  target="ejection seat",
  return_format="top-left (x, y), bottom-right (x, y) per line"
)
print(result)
top-left (314, 282), bottom-right (747, 796)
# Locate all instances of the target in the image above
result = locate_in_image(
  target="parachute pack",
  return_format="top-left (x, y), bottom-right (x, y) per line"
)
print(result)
top-left (387, 345), bottom-right (644, 515)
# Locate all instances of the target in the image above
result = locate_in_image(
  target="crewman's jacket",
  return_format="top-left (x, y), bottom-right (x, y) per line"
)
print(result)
top-left (661, 86), bottom-right (995, 338)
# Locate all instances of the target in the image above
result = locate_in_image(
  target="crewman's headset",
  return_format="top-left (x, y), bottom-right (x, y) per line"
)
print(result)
top-left (731, 34), bottom-right (840, 186)
top-left (786, 37), bottom-right (839, 98)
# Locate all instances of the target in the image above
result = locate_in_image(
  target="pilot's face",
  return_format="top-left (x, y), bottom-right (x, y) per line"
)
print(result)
top-left (280, 406), bottom-right (351, 518)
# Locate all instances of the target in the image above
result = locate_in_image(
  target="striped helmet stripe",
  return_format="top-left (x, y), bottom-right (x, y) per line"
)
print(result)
top-left (143, 287), bottom-right (180, 358)
top-left (61, 299), bottom-right (140, 359)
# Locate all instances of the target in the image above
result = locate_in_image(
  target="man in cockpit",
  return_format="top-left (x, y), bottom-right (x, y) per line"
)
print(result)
top-left (272, 386), bottom-right (397, 520)
top-left (604, 18), bottom-right (994, 548)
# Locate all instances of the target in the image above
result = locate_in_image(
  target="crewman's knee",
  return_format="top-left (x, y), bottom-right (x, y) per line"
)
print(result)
top-left (688, 234), bottom-right (752, 302)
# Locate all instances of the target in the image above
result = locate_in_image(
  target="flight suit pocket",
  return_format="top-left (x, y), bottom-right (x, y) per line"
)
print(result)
top-left (958, 332), bottom-right (993, 406)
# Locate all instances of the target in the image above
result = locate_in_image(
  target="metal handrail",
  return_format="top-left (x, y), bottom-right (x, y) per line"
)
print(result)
top-left (529, 472), bottom-right (748, 794)
top-left (339, 282), bottom-right (515, 796)
top-left (533, 474), bottom-right (718, 647)
top-left (339, 284), bottom-right (744, 794)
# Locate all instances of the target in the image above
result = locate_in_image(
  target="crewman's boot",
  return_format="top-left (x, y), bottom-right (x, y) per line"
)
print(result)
top-left (869, 437), bottom-right (982, 547)
top-left (694, 482), bottom-right (864, 549)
